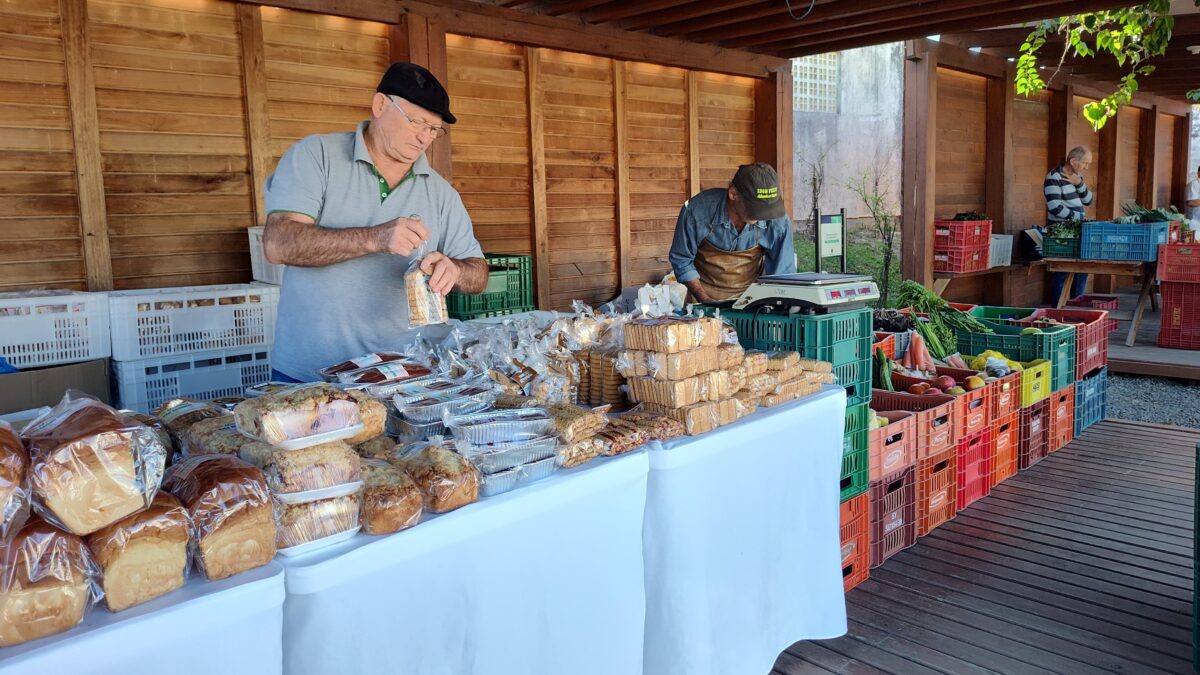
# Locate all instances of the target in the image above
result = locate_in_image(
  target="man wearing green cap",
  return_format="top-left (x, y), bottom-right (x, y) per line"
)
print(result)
top-left (669, 163), bottom-right (796, 303)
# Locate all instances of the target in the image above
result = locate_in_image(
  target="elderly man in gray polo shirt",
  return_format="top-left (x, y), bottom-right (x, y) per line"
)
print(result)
top-left (262, 62), bottom-right (489, 382)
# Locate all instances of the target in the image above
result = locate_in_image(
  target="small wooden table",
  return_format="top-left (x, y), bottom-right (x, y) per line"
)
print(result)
top-left (1043, 258), bottom-right (1155, 347)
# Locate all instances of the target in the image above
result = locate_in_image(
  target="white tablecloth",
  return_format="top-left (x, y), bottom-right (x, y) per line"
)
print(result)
top-left (279, 452), bottom-right (650, 675)
top-left (0, 562), bottom-right (285, 675)
top-left (642, 386), bottom-right (849, 675)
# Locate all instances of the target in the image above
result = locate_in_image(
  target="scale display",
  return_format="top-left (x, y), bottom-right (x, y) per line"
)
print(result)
top-left (730, 272), bottom-right (880, 314)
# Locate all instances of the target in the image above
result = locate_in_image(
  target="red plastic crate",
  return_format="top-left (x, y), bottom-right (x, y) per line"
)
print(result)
top-left (869, 464), bottom-right (916, 568)
top-left (891, 366), bottom-right (991, 438)
top-left (1158, 282), bottom-right (1200, 350)
top-left (867, 411), bottom-right (917, 482)
top-left (1018, 308), bottom-right (1109, 380)
top-left (871, 390), bottom-right (959, 459)
top-left (1157, 245), bottom-right (1200, 283)
top-left (1047, 384), bottom-right (1075, 453)
top-left (934, 220), bottom-right (992, 249)
top-left (990, 412), bottom-right (1020, 488)
top-left (955, 426), bottom-right (993, 510)
top-left (872, 332), bottom-right (896, 361)
top-left (840, 493), bottom-right (870, 593)
top-left (1019, 399), bottom-right (1050, 470)
top-left (1067, 294), bottom-right (1119, 311)
top-left (916, 443), bottom-right (957, 536)
top-left (933, 246), bottom-right (990, 273)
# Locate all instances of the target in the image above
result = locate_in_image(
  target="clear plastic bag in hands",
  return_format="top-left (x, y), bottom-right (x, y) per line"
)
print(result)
top-left (405, 226), bottom-right (448, 328)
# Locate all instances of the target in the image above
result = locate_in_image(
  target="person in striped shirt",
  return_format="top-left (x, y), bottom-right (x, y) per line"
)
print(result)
top-left (1044, 146), bottom-right (1093, 301)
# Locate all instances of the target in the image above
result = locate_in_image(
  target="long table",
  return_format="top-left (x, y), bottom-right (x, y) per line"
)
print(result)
top-left (1044, 258), bottom-right (1155, 346)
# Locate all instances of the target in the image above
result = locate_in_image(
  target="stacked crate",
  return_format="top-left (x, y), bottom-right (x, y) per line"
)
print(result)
top-left (446, 253), bottom-right (535, 320)
top-left (933, 219), bottom-right (991, 274)
top-left (1047, 385), bottom-right (1075, 452)
top-left (0, 291), bottom-right (111, 371)
top-left (1156, 244), bottom-right (1200, 350)
top-left (839, 492), bottom-right (870, 593)
top-left (107, 284), bottom-right (279, 413)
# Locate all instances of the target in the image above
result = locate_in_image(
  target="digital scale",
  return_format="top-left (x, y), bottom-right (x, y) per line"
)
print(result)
top-left (726, 272), bottom-right (880, 314)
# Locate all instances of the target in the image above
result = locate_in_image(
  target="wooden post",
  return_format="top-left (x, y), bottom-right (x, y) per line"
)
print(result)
top-left (1047, 85), bottom-right (1072, 172)
top-left (60, 0), bottom-right (113, 291)
top-left (901, 41), bottom-right (936, 287)
top-left (1136, 104), bottom-right (1158, 206)
top-left (613, 60), bottom-right (631, 291)
top-left (753, 69), bottom-right (794, 216)
top-left (1172, 112), bottom-right (1191, 209)
top-left (392, 15), bottom-right (452, 179)
top-left (525, 47), bottom-right (550, 309)
top-left (1096, 107), bottom-right (1120, 220)
top-left (238, 4), bottom-right (273, 227)
top-left (984, 75), bottom-right (1013, 234)
top-left (686, 71), bottom-right (700, 197)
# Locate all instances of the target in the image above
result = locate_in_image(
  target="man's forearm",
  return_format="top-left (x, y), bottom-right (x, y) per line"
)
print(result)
top-left (683, 279), bottom-right (712, 303)
top-left (264, 214), bottom-right (384, 267)
top-left (454, 257), bottom-right (489, 294)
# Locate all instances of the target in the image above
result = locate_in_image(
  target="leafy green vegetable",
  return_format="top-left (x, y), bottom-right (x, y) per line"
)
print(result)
top-left (894, 280), bottom-right (992, 360)
top-left (1046, 219), bottom-right (1082, 239)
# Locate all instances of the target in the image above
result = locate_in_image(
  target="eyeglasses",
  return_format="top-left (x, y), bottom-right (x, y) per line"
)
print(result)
top-left (387, 96), bottom-right (447, 139)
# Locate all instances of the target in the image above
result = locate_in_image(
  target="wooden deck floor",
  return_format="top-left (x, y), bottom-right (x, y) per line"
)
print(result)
top-left (775, 419), bottom-right (1199, 675)
top-left (1104, 290), bottom-right (1200, 380)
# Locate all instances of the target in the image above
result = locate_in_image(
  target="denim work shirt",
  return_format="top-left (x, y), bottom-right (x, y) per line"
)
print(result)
top-left (669, 188), bottom-right (796, 283)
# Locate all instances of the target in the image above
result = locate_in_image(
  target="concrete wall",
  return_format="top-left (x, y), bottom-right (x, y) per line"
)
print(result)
top-left (793, 43), bottom-right (904, 224)
top-left (1191, 104), bottom-right (1199, 179)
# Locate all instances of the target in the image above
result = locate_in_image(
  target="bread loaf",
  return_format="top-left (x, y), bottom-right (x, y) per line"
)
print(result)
top-left (233, 384), bottom-right (361, 446)
top-left (162, 455), bottom-right (275, 581)
top-left (180, 415), bottom-right (254, 457)
top-left (274, 493), bottom-right (360, 549)
top-left (0, 518), bottom-right (99, 647)
top-left (86, 491), bottom-right (190, 612)
top-left (360, 460), bottom-right (422, 535)
top-left (0, 421), bottom-right (30, 541)
top-left (22, 399), bottom-right (167, 536)
top-left (345, 391), bottom-right (387, 445)
top-left (398, 444), bottom-right (478, 514)
top-left (119, 412), bottom-right (174, 461)
top-left (154, 399), bottom-right (229, 446)
top-left (354, 435), bottom-right (399, 461)
top-left (238, 440), bottom-right (361, 494)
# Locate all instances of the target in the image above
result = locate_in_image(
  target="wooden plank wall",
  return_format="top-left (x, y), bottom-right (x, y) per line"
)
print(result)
top-left (1010, 91), bottom-right (1050, 231)
top-left (0, 0), bottom-right (84, 291)
top-left (1067, 95), bottom-right (1101, 220)
top-left (1155, 112), bottom-right (1175, 208)
top-left (1117, 107), bottom-right (1142, 207)
top-left (934, 68), bottom-right (987, 218)
top-left (696, 72), bottom-right (755, 192)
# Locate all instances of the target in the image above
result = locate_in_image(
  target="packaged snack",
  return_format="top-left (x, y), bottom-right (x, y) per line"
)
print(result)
top-left (337, 362), bottom-right (433, 387)
top-left (319, 352), bottom-right (410, 380)
top-left (479, 455), bottom-right (557, 497)
top-left (796, 358), bottom-right (833, 374)
top-left (274, 491), bottom-right (361, 550)
top-left (154, 399), bottom-right (228, 446)
top-left (624, 316), bottom-right (708, 354)
top-left (233, 383), bottom-right (362, 449)
top-left (616, 346), bottom-right (719, 381)
top-left (742, 373), bottom-right (776, 398)
top-left (405, 235), bottom-right (448, 327)
top-left (594, 420), bottom-right (648, 456)
top-left (493, 394), bottom-right (541, 409)
top-left (0, 518), bottom-right (102, 646)
top-left (446, 409), bottom-right (556, 445)
top-left (179, 416), bottom-right (254, 457)
top-left (743, 352), bottom-right (769, 377)
top-left (359, 460), bottom-right (422, 535)
top-left (238, 440), bottom-right (361, 494)
top-left (0, 422), bottom-right (30, 542)
top-left (556, 437), bottom-right (605, 469)
top-left (85, 491), bottom-right (190, 612)
top-left (345, 390), bottom-right (388, 445)
top-left (612, 411), bottom-right (685, 441)
top-left (354, 435), bottom-right (400, 461)
top-left (766, 351), bottom-right (800, 371)
top-left (718, 343), bottom-right (745, 369)
top-left (161, 455), bottom-right (275, 581)
top-left (546, 403), bottom-right (608, 443)
top-left (459, 435), bottom-right (558, 475)
top-left (22, 396), bottom-right (168, 536)
top-left (397, 442), bottom-right (479, 514)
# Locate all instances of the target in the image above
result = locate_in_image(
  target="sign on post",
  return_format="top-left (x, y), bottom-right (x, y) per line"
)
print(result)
top-left (820, 214), bottom-right (843, 257)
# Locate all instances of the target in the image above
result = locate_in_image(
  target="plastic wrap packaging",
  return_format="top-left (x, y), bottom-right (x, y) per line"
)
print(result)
top-left (0, 517), bottom-right (103, 647)
top-left (119, 412), bottom-right (174, 462)
top-left (354, 435), bottom-right (400, 461)
top-left (359, 460), bottom-right (422, 535)
top-left (209, 396), bottom-right (246, 411)
top-left (396, 442), bottom-right (479, 514)
top-left (765, 351), bottom-right (800, 371)
top-left (774, 363), bottom-right (806, 385)
top-left (0, 422), bottom-right (30, 543)
top-left (233, 383), bottom-right (362, 448)
top-left (640, 399), bottom-right (739, 436)
top-left (245, 382), bottom-right (297, 399)
top-left (319, 352), bottom-right (410, 381)
top-left (395, 387), bottom-right (494, 424)
top-left (85, 491), bottom-right (190, 612)
top-left (584, 350), bottom-right (626, 408)
top-left (446, 409), bottom-right (556, 445)
top-left (460, 435), bottom-right (558, 475)
top-left (577, 350), bottom-right (592, 403)
top-left (616, 346), bottom-right (719, 381)
top-left (594, 420), bottom-right (648, 457)
top-left (529, 372), bottom-right (573, 405)
top-left (21, 396), bottom-right (168, 536)
top-left (179, 416), bottom-right (255, 458)
top-left (625, 375), bottom-right (703, 407)
top-left (556, 437), bottom-right (605, 469)
top-left (611, 410), bottom-right (686, 442)
top-left (494, 394), bottom-right (541, 410)
top-left (338, 362), bottom-right (434, 387)
top-left (486, 369), bottom-right (525, 396)
top-left (343, 390), bottom-right (388, 446)
top-left (624, 316), bottom-right (712, 354)
top-left (161, 455), bottom-right (275, 581)
top-left (762, 378), bottom-right (823, 407)
top-left (733, 390), bottom-right (761, 412)
top-left (728, 365), bottom-right (748, 393)
top-left (743, 352), bottom-right (769, 377)
top-left (405, 241), bottom-right (448, 327)
top-left (388, 412), bottom-right (446, 444)
top-left (718, 343), bottom-right (745, 369)
top-left (154, 399), bottom-right (229, 447)
top-left (238, 440), bottom-right (361, 494)
top-left (273, 490), bottom-right (361, 550)
top-left (546, 403), bottom-right (608, 444)
top-left (742, 373), bottom-right (776, 398)
top-left (796, 358), bottom-right (833, 374)
top-left (480, 455), bottom-right (557, 497)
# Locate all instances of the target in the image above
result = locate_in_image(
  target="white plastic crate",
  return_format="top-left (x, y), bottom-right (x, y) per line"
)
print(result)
top-left (108, 284), bottom-right (279, 362)
top-left (114, 346), bottom-right (272, 413)
top-left (0, 290), bottom-right (111, 369)
top-left (990, 234), bottom-right (1013, 268)
top-left (248, 226), bottom-right (284, 286)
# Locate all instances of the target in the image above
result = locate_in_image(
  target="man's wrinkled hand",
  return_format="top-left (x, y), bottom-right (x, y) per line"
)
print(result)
top-left (379, 216), bottom-right (430, 256)
top-left (419, 252), bottom-right (461, 295)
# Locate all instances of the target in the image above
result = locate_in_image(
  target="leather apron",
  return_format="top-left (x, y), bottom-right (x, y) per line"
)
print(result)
top-left (691, 236), bottom-right (764, 302)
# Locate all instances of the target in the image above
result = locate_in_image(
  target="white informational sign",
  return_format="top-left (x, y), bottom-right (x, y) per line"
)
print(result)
top-left (819, 214), bottom-right (843, 257)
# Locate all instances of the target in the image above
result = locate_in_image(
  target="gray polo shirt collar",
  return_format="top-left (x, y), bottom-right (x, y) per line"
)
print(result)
top-left (352, 121), bottom-right (433, 176)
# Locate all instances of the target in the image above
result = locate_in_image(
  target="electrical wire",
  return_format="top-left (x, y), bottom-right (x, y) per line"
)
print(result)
top-left (783, 0), bottom-right (817, 21)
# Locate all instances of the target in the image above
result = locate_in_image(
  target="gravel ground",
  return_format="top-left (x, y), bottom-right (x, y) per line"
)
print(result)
top-left (1105, 373), bottom-right (1200, 429)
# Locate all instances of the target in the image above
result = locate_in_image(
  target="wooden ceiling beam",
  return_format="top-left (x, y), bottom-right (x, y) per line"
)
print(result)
top-left (537, 0), bottom-right (613, 16)
top-left (670, 0), bottom-right (891, 43)
top-left (579, 0), bottom-right (688, 23)
top-left (632, 1), bottom-right (776, 35)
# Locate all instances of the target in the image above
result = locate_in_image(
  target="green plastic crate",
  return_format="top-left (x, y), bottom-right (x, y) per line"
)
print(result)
top-left (446, 254), bottom-right (533, 318)
top-left (837, 357), bottom-right (873, 407)
top-left (691, 307), bottom-right (757, 349)
top-left (967, 306), bottom-right (1036, 323)
top-left (845, 402), bottom-right (871, 438)
top-left (841, 431), bottom-right (869, 501)
top-left (957, 320), bottom-right (1076, 392)
top-left (450, 305), bottom-right (534, 321)
top-left (1043, 236), bottom-right (1080, 258)
top-left (754, 309), bottom-right (872, 367)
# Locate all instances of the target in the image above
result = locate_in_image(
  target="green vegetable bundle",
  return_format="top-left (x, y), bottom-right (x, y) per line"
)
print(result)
top-left (1119, 201), bottom-right (1184, 224)
top-left (894, 280), bottom-right (992, 360)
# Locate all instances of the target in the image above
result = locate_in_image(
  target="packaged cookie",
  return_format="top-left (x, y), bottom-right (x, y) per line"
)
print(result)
top-left (625, 376), bottom-right (704, 408)
top-left (594, 420), bottom-right (648, 457)
top-left (556, 437), bottom-right (605, 469)
top-left (612, 411), bottom-right (686, 442)
top-left (405, 235), bottom-right (448, 328)
top-left (766, 351), bottom-right (800, 371)
top-left (616, 346), bottom-right (718, 381)
top-left (546, 403), bottom-right (608, 444)
top-left (795, 358), bottom-right (834, 374)
top-left (743, 352), bottom-right (768, 377)
top-left (718, 343), bottom-right (745, 369)
top-left (623, 317), bottom-right (706, 354)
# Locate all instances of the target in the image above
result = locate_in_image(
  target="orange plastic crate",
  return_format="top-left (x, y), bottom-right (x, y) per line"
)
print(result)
top-left (840, 493), bottom-right (870, 593)
top-left (867, 410), bottom-right (917, 482)
top-left (872, 332), bottom-right (896, 361)
top-left (892, 366), bottom-right (990, 438)
top-left (869, 465), bottom-right (916, 568)
top-left (990, 412), bottom-right (1020, 488)
top-left (870, 390), bottom-right (958, 459)
top-left (1048, 384), bottom-right (1075, 453)
top-left (955, 426), bottom-right (993, 510)
top-left (916, 443), bottom-right (957, 536)
top-left (991, 370), bottom-right (1022, 419)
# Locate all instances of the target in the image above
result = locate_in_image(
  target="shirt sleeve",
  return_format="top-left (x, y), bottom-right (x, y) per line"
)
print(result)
top-left (1076, 181), bottom-right (1094, 206)
top-left (763, 219), bottom-right (796, 276)
top-left (264, 138), bottom-right (326, 221)
top-left (437, 188), bottom-right (484, 260)
top-left (1187, 180), bottom-right (1200, 200)
top-left (669, 203), bottom-right (701, 283)
top-left (1043, 174), bottom-right (1076, 221)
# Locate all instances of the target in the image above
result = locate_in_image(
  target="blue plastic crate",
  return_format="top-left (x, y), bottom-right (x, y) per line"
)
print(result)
top-left (1073, 367), bottom-right (1108, 436)
top-left (1079, 221), bottom-right (1170, 261)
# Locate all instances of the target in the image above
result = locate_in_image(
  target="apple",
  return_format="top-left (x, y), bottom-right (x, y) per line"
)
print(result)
top-left (924, 387), bottom-right (943, 395)
top-left (933, 375), bottom-right (957, 391)
top-left (946, 386), bottom-right (967, 395)
top-left (964, 376), bottom-right (986, 391)
top-left (907, 383), bottom-right (928, 395)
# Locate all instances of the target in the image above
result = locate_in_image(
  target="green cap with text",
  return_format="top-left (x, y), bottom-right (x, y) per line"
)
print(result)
top-left (731, 163), bottom-right (786, 221)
